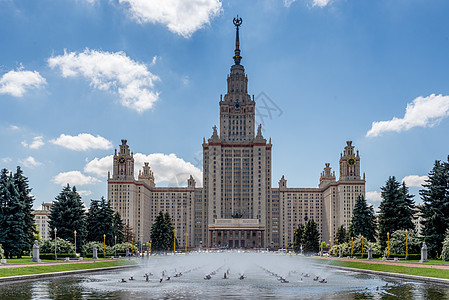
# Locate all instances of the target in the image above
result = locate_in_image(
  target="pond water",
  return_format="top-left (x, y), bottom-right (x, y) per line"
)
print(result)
top-left (0, 252), bottom-right (448, 299)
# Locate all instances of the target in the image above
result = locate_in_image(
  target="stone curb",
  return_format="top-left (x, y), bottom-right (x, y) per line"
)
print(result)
top-left (0, 265), bottom-right (137, 283)
top-left (318, 264), bottom-right (449, 285)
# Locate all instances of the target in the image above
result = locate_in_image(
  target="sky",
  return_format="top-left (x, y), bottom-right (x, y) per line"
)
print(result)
top-left (1, 0), bottom-right (449, 210)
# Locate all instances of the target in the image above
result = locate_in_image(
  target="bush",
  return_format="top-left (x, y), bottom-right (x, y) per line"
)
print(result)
top-left (81, 241), bottom-right (114, 256)
top-left (39, 238), bottom-right (74, 254)
top-left (382, 229), bottom-right (421, 257)
top-left (330, 235), bottom-right (381, 256)
top-left (0, 244), bottom-right (4, 259)
top-left (441, 230), bottom-right (449, 261)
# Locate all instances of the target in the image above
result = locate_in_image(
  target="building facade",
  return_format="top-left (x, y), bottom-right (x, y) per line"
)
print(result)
top-left (107, 18), bottom-right (365, 249)
top-left (32, 202), bottom-right (53, 241)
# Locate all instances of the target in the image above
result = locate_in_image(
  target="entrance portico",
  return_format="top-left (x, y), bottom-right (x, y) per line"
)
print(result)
top-left (208, 219), bottom-right (265, 248)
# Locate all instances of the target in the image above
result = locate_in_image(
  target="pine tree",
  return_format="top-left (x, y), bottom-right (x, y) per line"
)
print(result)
top-left (48, 185), bottom-right (87, 245)
top-left (112, 212), bottom-right (124, 244)
top-left (335, 225), bottom-right (347, 244)
top-left (0, 175), bottom-right (27, 258)
top-left (13, 167), bottom-right (36, 253)
top-left (420, 158), bottom-right (449, 258)
top-left (378, 176), bottom-right (402, 250)
top-left (293, 223), bottom-right (305, 252)
top-left (349, 195), bottom-right (377, 242)
top-left (302, 219), bottom-right (320, 253)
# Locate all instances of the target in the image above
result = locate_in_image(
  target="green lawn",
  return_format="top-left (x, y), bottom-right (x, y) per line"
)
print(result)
top-left (313, 259), bottom-right (449, 280)
top-left (0, 260), bottom-right (136, 277)
top-left (1, 256), bottom-right (115, 264)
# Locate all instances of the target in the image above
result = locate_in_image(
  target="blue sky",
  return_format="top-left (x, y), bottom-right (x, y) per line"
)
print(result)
top-left (1, 0), bottom-right (449, 209)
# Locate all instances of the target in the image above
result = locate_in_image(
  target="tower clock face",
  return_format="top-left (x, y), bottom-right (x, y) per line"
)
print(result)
top-left (234, 100), bottom-right (240, 110)
top-left (347, 157), bottom-right (356, 166)
top-left (118, 156), bottom-right (126, 164)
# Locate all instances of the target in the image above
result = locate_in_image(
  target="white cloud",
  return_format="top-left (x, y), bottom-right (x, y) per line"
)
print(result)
top-left (84, 152), bottom-right (203, 186)
top-left (367, 94), bottom-right (449, 137)
top-left (84, 155), bottom-right (113, 178)
top-left (118, 0), bottom-right (222, 38)
top-left (366, 191), bottom-right (382, 212)
top-left (9, 125), bottom-right (20, 130)
top-left (19, 156), bottom-right (42, 168)
top-left (48, 49), bottom-right (160, 113)
top-left (402, 175), bottom-right (428, 187)
top-left (134, 153), bottom-right (203, 186)
top-left (312, 0), bottom-right (332, 7)
top-left (78, 190), bottom-right (92, 197)
top-left (366, 191), bottom-right (382, 203)
top-left (51, 133), bottom-right (112, 151)
top-left (0, 68), bottom-right (46, 97)
top-left (283, 0), bottom-right (296, 7)
top-left (2, 157), bottom-right (12, 163)
top-left (22, 136), bottom-right (45, 149)
top-left (53, 171), bottom-right (101, 186)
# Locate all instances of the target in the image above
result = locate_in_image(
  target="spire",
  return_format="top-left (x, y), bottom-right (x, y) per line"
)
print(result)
top-left (233, 16), bottom-right (242, 65)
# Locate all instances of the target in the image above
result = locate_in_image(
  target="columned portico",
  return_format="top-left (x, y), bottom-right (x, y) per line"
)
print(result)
top-left (208, 219), bottom-right (265, 248)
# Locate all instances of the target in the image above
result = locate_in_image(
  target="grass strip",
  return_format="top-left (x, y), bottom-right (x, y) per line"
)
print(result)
top-left (0, 260), bottom-right (136, 277)
top-left (313, 259), bottom-right (449, 280)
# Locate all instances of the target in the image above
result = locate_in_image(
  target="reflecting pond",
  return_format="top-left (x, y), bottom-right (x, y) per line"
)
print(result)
top-left (0, 252), bottom-right (448, 299)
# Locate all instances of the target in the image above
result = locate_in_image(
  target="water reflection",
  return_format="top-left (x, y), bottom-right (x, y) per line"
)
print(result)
top-left (0, 253), bottom-right (448, 299)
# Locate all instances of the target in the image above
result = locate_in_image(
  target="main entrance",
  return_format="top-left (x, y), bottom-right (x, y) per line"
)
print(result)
top-left (208, 219), bottom-right (265, 248)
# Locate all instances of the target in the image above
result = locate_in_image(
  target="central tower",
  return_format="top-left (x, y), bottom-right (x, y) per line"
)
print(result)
top-left (220, 16), bottom-right (255, 142)
top-left (203, 17), bottom-right (271, 248)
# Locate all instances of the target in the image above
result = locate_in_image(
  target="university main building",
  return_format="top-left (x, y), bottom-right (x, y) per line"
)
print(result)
top-left (107, 18), bottom-right (365, 249)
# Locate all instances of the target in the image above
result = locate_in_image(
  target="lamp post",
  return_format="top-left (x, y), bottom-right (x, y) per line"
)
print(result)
top-left (141, 235), bottom-right (143, 254)
top-left (54, 228), bottom-right (57, 260)
top-left (132, 237), bottom-right (134, 255)
top-left (336, 239), bottom-right (339, 257)
top-left (362, 235), bottom-right (363, 258)
top-left (351, 237), bottom-right (354, 256)
top-left (318, 241), bottom-right (321, 255)
top-left (103, 234), bottom-right (106, 258)
top-left (114, 235), bottom-right (117, 257)
top-left (387, 232), bottom-right (390, 258)
top-left (174, 229), bottom-right (177, 253)
top-left (284, 232), bottom-right (287, 253)
top-left (74, 230), bottom-right (77, 256)
top-left (406, 230), bottom-right (408, 259)
top-left (150, 240), bottom-right (152, 254)
top-left (185, 232), bottom-right (188, 253)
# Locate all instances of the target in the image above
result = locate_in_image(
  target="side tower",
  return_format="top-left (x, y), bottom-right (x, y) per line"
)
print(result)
top-left (322, 141), bottom-right (365, 242)
top-left (108, 139), bottom-right (138, 239)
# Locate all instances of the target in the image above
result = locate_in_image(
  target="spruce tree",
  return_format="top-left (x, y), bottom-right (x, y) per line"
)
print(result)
top-left (112, 211), bottom-right (124, 244)
top-left (420, 158), bottom-right (449, 258)
top-left (13, 167), bottom-right (36, 252)
top-left (349, 195), bottom-right (377, 242)
top-left (397, 182), bottom-right (415, 231)
top-left (378, 176), bottom-right (401, 250)
top-left (164, 212), bottom-right (176, 250)
top-left (86, 199), bottom-right (101, 242)
top-left (0, 175), bottom-right (27, 258)
top-left (335, 225), bottom-right (347, 244)
top-left (99, 197), bottom-right (114, 245)
top-left (48, 185), bottom-right (87, 245)
top-left (293, 223), bottom-right (305, 252)
top-left (302, 219), bottom-right (320, 253)
top-left (150, 211), bottom-right (168, 251)
top-left (150, 211), bottom-right (176, 251)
